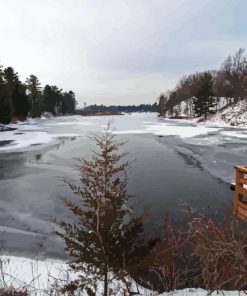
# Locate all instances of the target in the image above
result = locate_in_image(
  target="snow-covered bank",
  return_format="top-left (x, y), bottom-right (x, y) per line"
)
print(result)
top-left (159, 289), bottom-right (247, 296)
top-left (0, 255), bottom-right (67, 291)
top-left (0, 255), bottom-right (154, 295)
top-left (1, 255), bottom-right (246, 296)
top-left (1, 255), bottom-right (247, 295)
top-left (199, 100), bottom-right (247, 128)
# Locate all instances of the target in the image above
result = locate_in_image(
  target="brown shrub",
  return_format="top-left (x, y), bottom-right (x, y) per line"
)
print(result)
top-left (139, 217), bottom-right (201, 293)
top-left (187, 209), bottom-right (247, 290)
top-left (0, 287), bottom-right (29, 296)
top-left (145, 207), bottom-right (247, 293)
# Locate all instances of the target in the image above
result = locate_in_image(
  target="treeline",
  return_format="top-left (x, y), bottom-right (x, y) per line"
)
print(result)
top-left (158, 48), bottom-right (247, 119)
top-left (0, 66), bottom-right (77, 124)
top-left (82, 103), bottom-right (158, 113)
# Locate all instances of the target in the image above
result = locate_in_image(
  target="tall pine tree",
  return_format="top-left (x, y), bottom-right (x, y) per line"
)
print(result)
top-left (26, 74), bottom-right (42, 117)
top-left (55, 124), bottom-right (156, 296)
top-left (42, 85), bottom-right (62, 115)
top-left (0, 66), bottom-right (12, 124)
top-left (61, 90), bottom-right (77, 114)
top-left (4, 67), bottom-right (30, 120)
top-left (193, 72), bottom-right (215, 119)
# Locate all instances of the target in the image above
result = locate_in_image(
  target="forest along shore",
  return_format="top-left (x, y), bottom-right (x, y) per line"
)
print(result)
top-left (157, 49), bottom-right (247, 129)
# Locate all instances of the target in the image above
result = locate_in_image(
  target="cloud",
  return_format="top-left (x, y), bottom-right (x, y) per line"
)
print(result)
top-left (0, 0), bottom-right (246, 105)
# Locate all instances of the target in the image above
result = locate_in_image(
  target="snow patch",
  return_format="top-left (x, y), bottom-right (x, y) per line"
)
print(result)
top-left (44, 121), bottom-right (93, 126)
top-left (145, 123), bottom-right (219, 138)
top-left (220, 131), bottom-right (247, 139)
top-left (202, 100), bottom-right (247, 128)
top-left (113, 129), bottom-right (149, 135)
top-left (159, 289), bottom-right (247, 296)
top-left (0, 255), bottom-right (67, 292)
top-left (1, 255), bottom-right (246, 296)
top-left (0, 131), bottom-right (80, 152)
top-left (0, 131), bottom-right (56, 151)
top-left (113, 121), bottom-right (219, 138)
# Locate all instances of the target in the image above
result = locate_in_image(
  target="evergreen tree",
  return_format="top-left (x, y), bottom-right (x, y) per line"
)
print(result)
top-left (0, 65), bottom-right (77, 123)
top-left (0, 66), bottom-right (12, 124)
top-left (42, 85), bottom-right (62, 115)
top-left (55, 124), bottom-right (156, 295)
top-left (12, 82), bottom-right (30, 119)
top-left (26, 75), bottom-right (42, 117)
top-left (3, 67), bottom-right (30, 121)
top-left (4, 67), bottom-right (19, 90)
top-left (61, 90), bottom-right (77, 114)
top-left (193, 72), bottom-right (215, 119)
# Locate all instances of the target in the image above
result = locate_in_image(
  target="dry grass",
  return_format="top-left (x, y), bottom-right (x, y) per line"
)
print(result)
top-left (0, 287), bottom-right (29, 296)
top-left (140, 207), bottom-right (247, 293)
top-left (187, 208), bottom-right (247, 290)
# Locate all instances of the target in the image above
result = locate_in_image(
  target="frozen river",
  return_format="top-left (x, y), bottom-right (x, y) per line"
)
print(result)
top-left (0, 113), bottom-right (247, 259)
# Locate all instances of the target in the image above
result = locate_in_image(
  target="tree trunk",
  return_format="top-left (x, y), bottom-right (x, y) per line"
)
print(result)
top-left (234, 97), bottom-right (239, 104)
top-left (104, 269), bottom-right (108, 296)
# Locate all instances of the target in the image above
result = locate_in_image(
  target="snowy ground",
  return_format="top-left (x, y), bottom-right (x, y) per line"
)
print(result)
top-left (197, 100), bottom-right (247, 128)
top-left (1, 255), bottom-right (154, 295)
top-left (159, 289), bottom-right (247, 296)
top-left (1, 255), bottom-right (246, 295)
top-left (2, 255), bottom-right (247, 296)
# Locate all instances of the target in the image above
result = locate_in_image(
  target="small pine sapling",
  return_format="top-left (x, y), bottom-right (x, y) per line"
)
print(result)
top-left (55, 123), bottom-right (156, 296)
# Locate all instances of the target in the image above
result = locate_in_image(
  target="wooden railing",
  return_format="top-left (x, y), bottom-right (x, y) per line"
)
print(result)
top-left (234, 165), bottom-right (247, 221)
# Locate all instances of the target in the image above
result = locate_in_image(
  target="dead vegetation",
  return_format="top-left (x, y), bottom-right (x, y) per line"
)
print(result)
top-left (187, 208), bottom-right (247, 290)
top-left (141, 206), bottom-right (247, 293)
top-left (0, 288), bottom-right (29, 296)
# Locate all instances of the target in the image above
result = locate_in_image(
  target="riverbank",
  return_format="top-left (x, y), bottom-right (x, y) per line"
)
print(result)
top-left (2, 254), bottom-right (247, 295)
top-left (0, 124), bottom-right (16, 132)
top-left (196, 100), bottom-right (247, 127)
top-left (159, 98), bottom-right (247, 128)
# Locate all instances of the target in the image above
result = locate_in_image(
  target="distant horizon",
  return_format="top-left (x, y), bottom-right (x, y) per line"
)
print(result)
top-left (76, 101), bottom-right (158, 109)
top-left (1, 0), bottom-right (247, 106)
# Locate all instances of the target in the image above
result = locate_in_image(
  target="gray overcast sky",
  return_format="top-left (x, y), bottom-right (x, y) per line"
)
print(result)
top-left (0, 0), bottom-right (247, 106)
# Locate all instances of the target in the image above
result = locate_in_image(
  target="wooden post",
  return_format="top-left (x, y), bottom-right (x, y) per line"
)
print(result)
top-left (234, 166), bottom-right (241, 215)
top-left (233, 165), bottom-right (247, 221)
